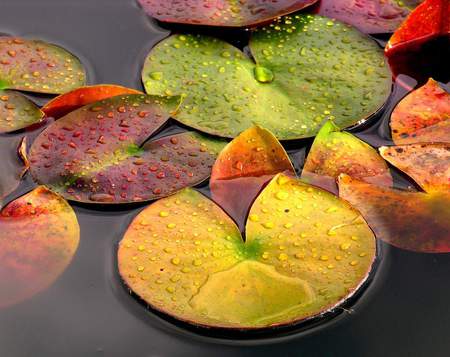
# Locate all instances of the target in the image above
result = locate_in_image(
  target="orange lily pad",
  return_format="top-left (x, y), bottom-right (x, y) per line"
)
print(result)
top-left (0, 37), bottom-right (86, 94)
top-left (380, 143), bottom-right (450, 193)
top-left (338, 174), bottom-right (450, 253)
top-left (302, 121), bottom-right (393, 194)
top-left (42, 85), bottom-right (142, 119)
top-left (118, 174), bottom-right (376, 329)
top-left (390, 78), bottom-right (450, 144)
top-left (0, 186), bottom-right (79, 308)
top-left (210, 126), bottom-right (294, 229)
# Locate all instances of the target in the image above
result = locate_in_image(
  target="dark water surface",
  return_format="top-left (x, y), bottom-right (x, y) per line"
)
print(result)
top-left (0, 1), bottom-right (450, 356)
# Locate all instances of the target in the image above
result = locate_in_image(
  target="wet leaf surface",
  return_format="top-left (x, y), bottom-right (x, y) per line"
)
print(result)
top-left (118, 174), bottom-right (375, 328)
top-left (302, 121), bottom-right (392, 194)
top-left (29, 94), bottom-right (225, 203)
top-left (338, 174), bottom-right (450, 253)
top-left (0, 186), bottom-right (79, 308)
top-left (380, 143), bottom-right (450, 193)
top-left (0, 136), bottom-right (27, 204)
top-left (0, 90), bottom-right (44, 133)
top-left (138, 0), bottom-right (318, 28)
top-left (0, 37), bottom-right (86, 94)
top-left (143, 14), bottom-right (391, 140)
top-left (210, 126), bottom-right (294, 230)
top-left (42, 85), bottom-right (142, 119)
top-left (390, 78), bottom-right (450, 144)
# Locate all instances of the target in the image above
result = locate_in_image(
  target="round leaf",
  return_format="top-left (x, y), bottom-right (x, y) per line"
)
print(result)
top-left (142, 14), bottom-right (391, 140)
top-left (338, 174), bottom-right (450, 253)
top-left (380, 143), bottom-right (450, 193)
top-left (302, 120), bottom-right (392, 193)
top-left (118, 174), bottom-right (376, 328)
top-left (137, 0), bottom-right (318, 28)
top-left (0, 186), bottom-right (79, 308)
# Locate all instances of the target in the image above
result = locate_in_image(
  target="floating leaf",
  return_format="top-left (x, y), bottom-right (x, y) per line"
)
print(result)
top-left (0, 37), bottom-right (86, 94)
top-left (42, 85), bottom-right (142, 119)
top-left (0, 90), bottom-right (44, 133)
top-left (210, 126), bottom-right (294, 229)
top-left (29, 94), bottom-right (224, 203)
top-left (142, 14), bottom-right (391, 140)
top-left (390, 79), bottom-right (450, 144)
top-left (118, 174), bottom-right (376, 328)
top-left (338, 174), bottom-right (450, 253)
top-left (138, 0), bottom-right (318, 28)
top-left (0, 186), bottom-right (79, 308)
top-left (0, 137), bottom-right (27, 203)
top-left (380, 143), bottom-right (450, 193)
top-left (302, 121), bottom-right (392, 193)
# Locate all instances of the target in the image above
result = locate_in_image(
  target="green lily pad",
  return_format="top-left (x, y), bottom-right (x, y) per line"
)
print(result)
top-left (29, 94), bottom-right (225, 204)
top-left (118, 174), bottom-right (376, 329)
top-left (142, 14), bottom-right (391, 140)
top-left (302, 121), bottom-right (393, 193)
top-left (0, 90), bottom-right (44, 133)
top-left (0, 37), bottom-right (86, 94)
top-left (0, 186), bottom-right (79, 308)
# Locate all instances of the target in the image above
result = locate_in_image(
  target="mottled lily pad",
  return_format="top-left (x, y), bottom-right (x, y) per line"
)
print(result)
top-left (29, 94), bottom-right (225, 203)
top-left (380, 143), bottom-right (450, 193)
top-left (42, 85), bottom-right (142, 119)
top-left (390, 79), bottom-right (450, 144)
top-left (118, 174), bottom-right (376, 329)
top-left (138, 0), bottom-right (318, 28)
top-left (0, 37), bottom-right (86, 94)
top-left (0, 186), bottom-right (79, 308)
top-left (142, 14), bottom-right (391, 140)
top-left (338, 174), bottom-right (450, 253)
top-left (210, 126), bottom-right (294, 229)
top-left (302, 121), bottom-right (392, 193)
top-left (0, 90), bottom-right (44, 133)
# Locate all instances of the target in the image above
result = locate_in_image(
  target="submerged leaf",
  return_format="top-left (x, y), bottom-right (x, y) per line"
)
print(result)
top-left (0, 90), bottom-right (44, 133)
top-left (0, 37), bottom-right (86, 94)
top-left (0, 137), bottom-right (28, 203)
top-left (138, 0), bottom-right (318, 28)
top-left (390, 78), bottom-right (450, 144)
top-left (210, 126), bottom-right (294, 229)
top-left (302, 121), bottom-right (392, 193)
top-left (142, 14), bottom-right (391, 140)
top-left (0, 187), bottom-right (79, 308)
top-left (118, 174), bottom-right (375, 328)
top-left (338, 175), bottom-right (450, 253)
top-left (380, 143), bottom-right (450, 193)
top-left (42, 85), bottom-right (142, 119)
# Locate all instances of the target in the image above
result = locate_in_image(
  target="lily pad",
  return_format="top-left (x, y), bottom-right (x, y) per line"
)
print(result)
top-left (0, 37), bottom-right (86, 94)
top-left (118, 174), bottom-right (376, 328)
top-left (42, 85), bottom-right (142, 119)
top-left (316, 0), bottom-right (412, 34)
top-left (210, 126), bottom-right (294, 229)
top-left (29, 94), bottom-right (225, 203)
top-left (302, 121), bottom-right (393, 194)
top-left (390, 78), bottom-right (450, 144)
top-left (338, 174), bottom-right (450, 253)
top-left (380, 143), bottom-right (450, 193)
top-left (142, 14), bottom-right (391, 140)
top-left (0, 90), bottom-right (44, 133)
top-left (137, 0), bottom-right (318, 28)
top-left (0, 186), bottom-right (79, 308)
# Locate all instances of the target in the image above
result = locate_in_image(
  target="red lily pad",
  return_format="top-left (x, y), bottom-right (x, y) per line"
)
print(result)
top-left (0, 90), bottom-right (44, 133)
top-left (42, 85), bottom-right (142, 120)
top-left (338, 174), bottom-right (450, 253)
top-left (138, 0), bottom-right (318, 28)
top-left (29, 94), bottom-right (225, 203)
top-left (210, 126), bottom-right (294, 230)
top-left (380, 143), bottom-right (450, 193)
top-left (0, 37), bottom-right (86, 94)
top-left (0, 186), bottom-right (79, 308)
top-left (302, 121), bottom-right (392, 194)
top-left (390, 78), bottom-right (450, 144)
